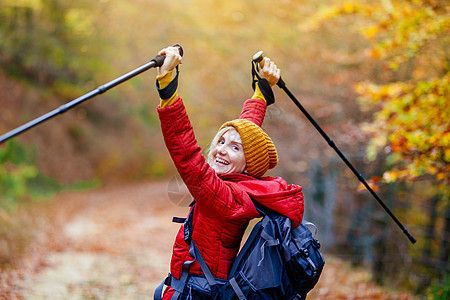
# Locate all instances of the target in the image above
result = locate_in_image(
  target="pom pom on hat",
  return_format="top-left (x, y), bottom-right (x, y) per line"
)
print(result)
top-left (220, 119), bottom-right (278, 178)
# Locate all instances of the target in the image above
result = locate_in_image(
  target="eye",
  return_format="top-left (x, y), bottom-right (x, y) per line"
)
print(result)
top-left (218, 138), bottom-right (225, 145)
top-left (232, 145), bottom-right (240, 151)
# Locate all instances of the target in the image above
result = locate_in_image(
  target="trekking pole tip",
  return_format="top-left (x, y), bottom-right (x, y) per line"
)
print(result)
top-left (405, 231), bottom-right (417, 244)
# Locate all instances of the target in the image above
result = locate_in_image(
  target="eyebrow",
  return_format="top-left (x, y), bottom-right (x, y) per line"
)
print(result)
top-left (220, 135), bottom-right (243, 146)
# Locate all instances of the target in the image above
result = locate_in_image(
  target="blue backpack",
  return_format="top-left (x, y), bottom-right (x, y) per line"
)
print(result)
top-left (154, 203), bottom-right (325, 300)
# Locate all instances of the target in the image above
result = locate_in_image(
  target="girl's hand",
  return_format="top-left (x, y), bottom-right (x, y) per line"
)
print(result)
top-left (157, 46), bottom-right (183, 76)
top-left (258, 57), bottom-right (280, 87)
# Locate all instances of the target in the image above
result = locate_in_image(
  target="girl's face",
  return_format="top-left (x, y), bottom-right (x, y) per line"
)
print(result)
top-left (210, 128), bottom-right (246, 175)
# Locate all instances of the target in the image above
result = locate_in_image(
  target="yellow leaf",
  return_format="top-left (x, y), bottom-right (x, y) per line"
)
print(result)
top-left (343, 2), bottom-right (355, 13)
top-left (369, 48), bottom-right (382, 58)
top-left (436, 173), bottom-right (447, 181)
top-left (389, 62), bottom-right (399, 70)
top-left (427, 166), bottom-right (438, 175)
top-left (383, 171), bottom-right (398, 183)
top-left (357, 181), bottom-right (380, 192)
top-left (363, 26), bottom-right (379, 39)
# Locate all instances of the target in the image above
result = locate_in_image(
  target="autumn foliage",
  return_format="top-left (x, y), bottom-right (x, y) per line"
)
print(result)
top-left (311, 0), bottom-right (449, 188)
top-left (356, 75), bottom-right (449, 185)
top-left (1, 0), bottom-right (449, 297)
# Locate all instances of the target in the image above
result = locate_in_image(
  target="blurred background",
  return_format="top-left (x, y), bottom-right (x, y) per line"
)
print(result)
top-left (0, 0), bottom-right (448, 298)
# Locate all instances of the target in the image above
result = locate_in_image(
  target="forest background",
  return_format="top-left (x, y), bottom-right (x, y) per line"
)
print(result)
top-left (0, 0), bottom-right (448, 298)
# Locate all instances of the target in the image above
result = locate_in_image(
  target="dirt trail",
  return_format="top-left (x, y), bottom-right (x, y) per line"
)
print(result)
top-left (5, 181), bottom-right (186, 299)
top-left (2, 181), bottom-right (416, 299)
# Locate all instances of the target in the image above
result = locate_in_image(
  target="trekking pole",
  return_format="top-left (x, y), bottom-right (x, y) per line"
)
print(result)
top-left (253, 51), bottom-right (416, 244)
top-left (0, 44), bottom-right (184, 144)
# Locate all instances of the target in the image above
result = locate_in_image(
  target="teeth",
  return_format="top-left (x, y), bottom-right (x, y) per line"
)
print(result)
top-left (216, 158), bottom-right (229, 165)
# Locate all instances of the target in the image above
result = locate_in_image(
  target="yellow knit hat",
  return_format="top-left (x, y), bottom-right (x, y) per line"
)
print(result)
top-left (220, 119), bottom-right (278, 178)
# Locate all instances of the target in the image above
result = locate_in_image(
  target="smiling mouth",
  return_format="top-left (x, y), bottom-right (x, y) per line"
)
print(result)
top-left (216, 158), bottom-right (229, 166)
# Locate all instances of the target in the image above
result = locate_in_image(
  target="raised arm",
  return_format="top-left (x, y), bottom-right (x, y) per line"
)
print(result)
top-left (240, 57), bottom-right (281, 126)
top-left (155, 47), bottom-right (254, 219)
top-left (156, 46), bottom-right (183, 108)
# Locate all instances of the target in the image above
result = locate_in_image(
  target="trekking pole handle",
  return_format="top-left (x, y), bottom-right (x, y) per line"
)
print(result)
top-left (252, 50), bottom-right (286, 88)
top-left (151, 44), bottom-right (184, 67)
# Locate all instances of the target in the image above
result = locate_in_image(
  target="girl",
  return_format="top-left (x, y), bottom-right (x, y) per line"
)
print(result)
top-left (154, 46), bottom-right (304, 299)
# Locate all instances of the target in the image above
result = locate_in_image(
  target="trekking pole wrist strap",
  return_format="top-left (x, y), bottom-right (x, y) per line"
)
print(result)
top-left (251, 61), bottom-right (275, 105)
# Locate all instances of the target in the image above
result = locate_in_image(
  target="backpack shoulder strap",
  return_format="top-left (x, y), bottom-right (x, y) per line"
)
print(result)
top-left (228, 220), bottom-right (263, 277)
top-left (190, 241), bottom-right (219, 290)
top-left (174, 202), bottom-right (220, 293)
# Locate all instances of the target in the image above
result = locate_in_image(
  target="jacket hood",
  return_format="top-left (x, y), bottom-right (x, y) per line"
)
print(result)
top-left (219, 173), bottom-right (304, 228)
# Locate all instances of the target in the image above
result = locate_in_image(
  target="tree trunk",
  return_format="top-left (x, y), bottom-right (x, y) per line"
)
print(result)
top-left (439, 197), bottom-right (450, 271)
top-left (423, 196), bottom-right (439, 258)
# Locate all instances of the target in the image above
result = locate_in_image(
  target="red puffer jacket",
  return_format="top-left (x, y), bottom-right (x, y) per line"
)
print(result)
top-left (157, 97), bottom-right (304, 299)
